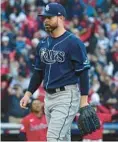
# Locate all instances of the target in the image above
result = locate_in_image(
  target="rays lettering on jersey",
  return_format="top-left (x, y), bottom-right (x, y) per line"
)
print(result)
top-left (40, 48), bottom-right (65, 64)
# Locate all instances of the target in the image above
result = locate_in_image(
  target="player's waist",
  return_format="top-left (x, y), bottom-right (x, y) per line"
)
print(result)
top-left (44, 84), bottom-right (78, 94)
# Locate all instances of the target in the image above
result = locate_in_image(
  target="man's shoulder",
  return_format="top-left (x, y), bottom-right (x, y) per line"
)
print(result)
top-left (67, 31), bottom-right (82, 43)
top-left (36, 37), bottom-right (49, 51)
top-left (40, 36), bottom-right (49, 44)
top-left (22, 113), bottom-right (34, 121)
top-left (66, 33), bottom-right (86, 51)
top-left (37, 36), bottom-right (49, 46)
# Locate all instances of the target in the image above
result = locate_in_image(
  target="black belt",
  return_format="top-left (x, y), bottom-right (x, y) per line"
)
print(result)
top-left (45, 86), bottom-right (65, 94)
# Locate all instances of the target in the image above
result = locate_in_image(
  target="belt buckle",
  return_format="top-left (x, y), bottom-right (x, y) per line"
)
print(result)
top-left (56, 88), bottom-right (60, 92)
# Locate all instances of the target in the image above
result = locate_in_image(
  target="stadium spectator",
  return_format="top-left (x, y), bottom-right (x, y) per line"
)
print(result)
top-left (19, 99), bottom-right (47, 141)
top-left (1, 74), bottom-right (12, 122)
top-left (9, 65), bottom-right (30, 91)
top-left (1, 55), bottom-right (10, 75)
top-left (7, 84), bottom-right (29, 123)
top-left (1, 36), bottom-right (14, 55)
top-left (101, 82), bottom-right (118, 111)
top-left (107, 40), bottom-right (118, 74)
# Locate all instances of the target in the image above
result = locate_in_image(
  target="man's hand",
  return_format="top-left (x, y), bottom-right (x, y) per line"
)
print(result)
top-left (78, 105), bottom-right (100, 136)
top-left (20, 91), bottom-right (32, 109)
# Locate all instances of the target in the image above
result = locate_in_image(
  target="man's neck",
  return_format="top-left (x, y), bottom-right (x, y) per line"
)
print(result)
top-left (50, 27), bottom-right (66, 38)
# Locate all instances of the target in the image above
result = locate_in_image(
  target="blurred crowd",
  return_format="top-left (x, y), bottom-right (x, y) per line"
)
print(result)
top-left (1, 0), bottom-right (118, 123)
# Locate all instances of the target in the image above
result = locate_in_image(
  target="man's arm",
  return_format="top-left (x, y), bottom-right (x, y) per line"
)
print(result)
top-left (20, 70), bottom-right (43, 108)
top-left (76, 69), bottom-right (89, 107)
top-left (26, 69), bottom-right (44, 96)
top-left (76, 69), bottom-right (100, 135)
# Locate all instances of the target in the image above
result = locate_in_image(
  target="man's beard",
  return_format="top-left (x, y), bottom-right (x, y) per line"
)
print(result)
top-left (44, 24), bottom-right (58, 33)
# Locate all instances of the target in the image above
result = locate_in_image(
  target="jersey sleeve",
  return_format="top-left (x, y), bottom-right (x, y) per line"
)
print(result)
top-left (34, 42), bottom-right (45, 71)
top-left (69, 37), bottom-right (90, 72)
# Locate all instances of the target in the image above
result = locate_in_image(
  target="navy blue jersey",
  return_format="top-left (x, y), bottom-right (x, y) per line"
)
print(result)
top-left (34, 31), bottom-right (90, 89)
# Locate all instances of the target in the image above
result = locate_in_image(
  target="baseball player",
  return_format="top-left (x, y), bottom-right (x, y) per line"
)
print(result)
top-left (19, 99), bottom-right (47, 141)
top-left (20, 2), bottom-right (100, 142)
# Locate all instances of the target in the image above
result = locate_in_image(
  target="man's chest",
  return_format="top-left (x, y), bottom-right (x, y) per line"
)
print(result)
top-left (39, 39), bottom-right (69, 64)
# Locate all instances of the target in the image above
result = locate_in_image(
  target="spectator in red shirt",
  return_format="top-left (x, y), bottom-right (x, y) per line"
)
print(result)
top-left (19, 99), bottom-right (47, 141)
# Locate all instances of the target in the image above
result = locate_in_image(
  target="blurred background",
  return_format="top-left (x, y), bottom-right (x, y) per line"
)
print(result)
top-left (1, 0), bottom-right (118, 141)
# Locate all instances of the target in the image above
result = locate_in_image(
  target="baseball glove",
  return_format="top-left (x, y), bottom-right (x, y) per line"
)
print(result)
top-left (77, 105), bottom-right (100, 136)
